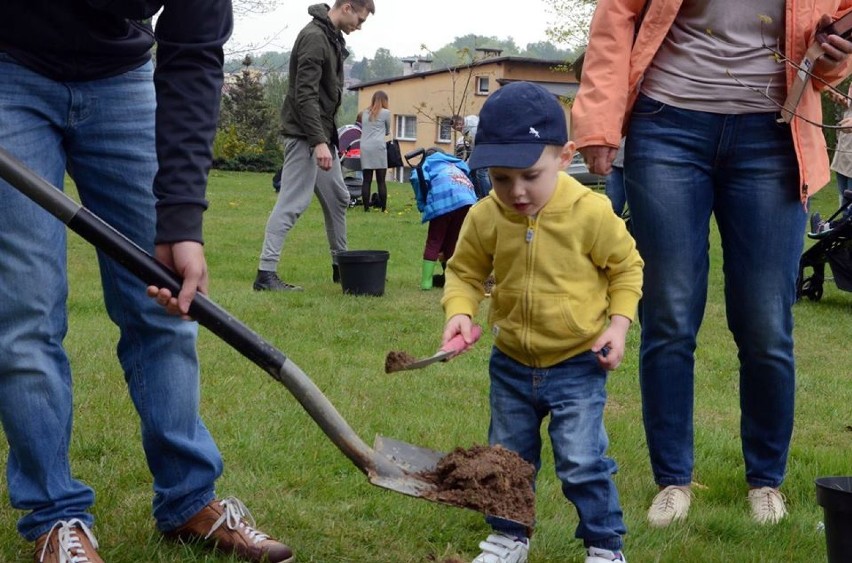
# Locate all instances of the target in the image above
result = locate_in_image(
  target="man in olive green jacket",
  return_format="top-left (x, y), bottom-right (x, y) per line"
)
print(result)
top-left (254, 0), bottom-right (375, 291)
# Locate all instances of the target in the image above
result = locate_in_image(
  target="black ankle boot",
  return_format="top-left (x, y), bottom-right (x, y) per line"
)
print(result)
top-left (332, 264), bottom-right (340, 283)
top-left (253, 270), bottom-right (303, 292)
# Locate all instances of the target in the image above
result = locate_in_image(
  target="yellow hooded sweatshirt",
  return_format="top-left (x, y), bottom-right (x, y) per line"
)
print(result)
top-left (442, 172), bottom-right (644, 368)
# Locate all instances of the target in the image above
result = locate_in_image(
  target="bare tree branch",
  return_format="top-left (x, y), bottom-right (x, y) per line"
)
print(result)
top-left (724, 18), bottom-right (851, 129)
top-left (543, 0), bottom-right (596, 49)
top-left (232, 0), bottom-right (278, 18)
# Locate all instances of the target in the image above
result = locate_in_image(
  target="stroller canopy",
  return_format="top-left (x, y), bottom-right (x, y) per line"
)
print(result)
top-left (338, 123), bottom-right (361, 157)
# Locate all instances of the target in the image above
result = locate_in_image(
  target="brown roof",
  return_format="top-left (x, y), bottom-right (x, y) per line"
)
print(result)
top-left (347, 56), bottom-right (571, 91)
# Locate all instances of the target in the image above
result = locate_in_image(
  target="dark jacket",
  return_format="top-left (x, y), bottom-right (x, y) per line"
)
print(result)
top-left (0, 0), bottom-right (233, 244)
top-left (280, 4), bottom-right (348, 147)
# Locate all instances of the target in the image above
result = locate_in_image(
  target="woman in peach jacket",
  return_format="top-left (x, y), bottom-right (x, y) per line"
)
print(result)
top-left (572, 0), bottom-right (852, 529)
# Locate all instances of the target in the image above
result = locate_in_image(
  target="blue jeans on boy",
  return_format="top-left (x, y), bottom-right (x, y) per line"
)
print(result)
top-left (486, 348), bottom-right (625, 552)
top-left (0, 54), bottom-right (223, 540)
top-left (624, 94), bottom-right (805, 489)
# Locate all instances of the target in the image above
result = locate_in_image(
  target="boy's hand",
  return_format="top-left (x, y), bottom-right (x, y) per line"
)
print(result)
top-left (442, 314), bottom-right (480, 356)
top-left (592, 315), bottom-right (631, 370)
top-left (592, 336), bottom-right (623, 370)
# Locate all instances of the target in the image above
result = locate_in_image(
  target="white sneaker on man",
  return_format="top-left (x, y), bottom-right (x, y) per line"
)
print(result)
top-left (471, 533), bottom-right (529, 563)
top-left (647, 485), bottom-right (693, 527)
top-left (585, 546), bottom-right (627, 562)
top-left (748, 487), bottom-right (787, 524)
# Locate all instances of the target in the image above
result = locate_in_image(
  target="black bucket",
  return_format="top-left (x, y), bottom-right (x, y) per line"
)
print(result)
top-left (337, 250), bottom-right (389, 296)
top-left (816, 476), bottom-right (852, 562)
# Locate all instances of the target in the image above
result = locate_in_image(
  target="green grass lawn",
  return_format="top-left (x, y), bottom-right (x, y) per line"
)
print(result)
top-left (0, 171), bottom-right (849, 562)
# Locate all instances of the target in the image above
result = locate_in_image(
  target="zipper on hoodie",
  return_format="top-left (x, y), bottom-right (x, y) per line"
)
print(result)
top-left (522, 217), bottom-right (537, 363)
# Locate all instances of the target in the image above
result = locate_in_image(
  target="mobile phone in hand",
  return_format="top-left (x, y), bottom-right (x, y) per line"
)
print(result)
top-left (816, 11), bottom-right (852, 44)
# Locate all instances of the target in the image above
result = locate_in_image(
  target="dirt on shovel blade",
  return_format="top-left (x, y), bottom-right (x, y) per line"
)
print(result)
top-left (417, 444), bottom-right (536, 526)
top-left (385, 350), bottom-right (418, 373)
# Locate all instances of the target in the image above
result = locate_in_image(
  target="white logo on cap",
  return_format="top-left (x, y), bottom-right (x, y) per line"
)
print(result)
top-left (529, 127), bottom-right (540, 138)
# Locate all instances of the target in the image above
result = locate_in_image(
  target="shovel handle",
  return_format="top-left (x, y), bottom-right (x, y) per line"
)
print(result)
top-left (0, 146), bottom-right (405, 481)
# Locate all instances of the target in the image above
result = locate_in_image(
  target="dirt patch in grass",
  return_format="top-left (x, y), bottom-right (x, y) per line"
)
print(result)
top-left (418, 444), bottom-right (535, 526)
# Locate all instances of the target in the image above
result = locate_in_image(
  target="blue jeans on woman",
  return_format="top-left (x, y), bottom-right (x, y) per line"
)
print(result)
top-left (605, 166), bottom-right (627, 217)
top-left (624, 94), bottom-right (806, 489)
top-left (836, 173), bottom-right (852, 218)
top-left (485, 348), bottom-right (625, 551)
top-left (472, 167), bottom-right (492, 199)
top-left (0, 54), bottom-right (223, 540)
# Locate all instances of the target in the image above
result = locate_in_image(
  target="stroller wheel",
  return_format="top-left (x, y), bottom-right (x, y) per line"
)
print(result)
top-left (800, 277), bottom-right (824, 302)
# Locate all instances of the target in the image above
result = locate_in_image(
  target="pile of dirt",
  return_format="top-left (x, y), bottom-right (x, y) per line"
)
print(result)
top-left (384, 350), bottom-right (417, 373)
top-left (418, 444), bottom-right (536, 526)
top-left (426, 556), bottom-right (466, 563)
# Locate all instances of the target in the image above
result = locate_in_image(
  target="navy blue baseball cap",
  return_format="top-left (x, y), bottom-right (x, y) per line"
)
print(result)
top-left (468, 81), bottom-right (569, 170)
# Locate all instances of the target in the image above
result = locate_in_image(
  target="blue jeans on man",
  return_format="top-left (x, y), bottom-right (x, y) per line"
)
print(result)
top-left (0, 54), bottom-right (223, 540)
top-left (485, 348), bottom-right (625, 552)
top-left (624, 94), bottom-right (805, 489)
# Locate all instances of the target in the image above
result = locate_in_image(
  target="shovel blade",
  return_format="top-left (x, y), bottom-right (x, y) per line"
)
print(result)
top-left (370, 436), bottom-right (534, 527)
top-left (369, 435), bottom-right (444, 496)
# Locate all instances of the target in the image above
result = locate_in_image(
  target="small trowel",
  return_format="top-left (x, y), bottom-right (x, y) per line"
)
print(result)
top-left (386, 325), bottom-right (483, 373)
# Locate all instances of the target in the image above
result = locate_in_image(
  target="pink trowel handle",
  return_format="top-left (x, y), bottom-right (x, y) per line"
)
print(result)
top-left (439, 324), bottom-right (483, 356)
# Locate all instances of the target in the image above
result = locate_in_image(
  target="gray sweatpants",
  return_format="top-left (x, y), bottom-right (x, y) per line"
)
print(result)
top-left (259, 137), bottom-right (350, 272)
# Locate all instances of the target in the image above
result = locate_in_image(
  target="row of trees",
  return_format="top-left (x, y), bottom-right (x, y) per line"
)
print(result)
top-left (213, 36), bottom-right (580, 172)
top-left (214, 0), bottom-right (852, 172)
top-left (213, 0), bottom-right (599, 171)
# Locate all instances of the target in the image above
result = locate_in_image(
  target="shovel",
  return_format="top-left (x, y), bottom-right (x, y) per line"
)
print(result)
top-left (0, 147), bottom-right (463, 508)
top-left (386, 325), bottom-right (483, 373)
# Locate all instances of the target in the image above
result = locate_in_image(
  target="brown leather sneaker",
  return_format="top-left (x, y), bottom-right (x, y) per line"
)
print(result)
top-left (34, 519), bottom-right (104, 563)
top-left (165, 497), bottom-right (294, 562)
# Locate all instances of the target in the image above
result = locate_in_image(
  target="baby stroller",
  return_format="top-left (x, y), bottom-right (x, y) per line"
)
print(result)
top-left (337, 123), bottom-right (363, 207)
top-left (405, 147), bottom-right (478, 290)
top-left (797, 191), bottom-right (852, 301)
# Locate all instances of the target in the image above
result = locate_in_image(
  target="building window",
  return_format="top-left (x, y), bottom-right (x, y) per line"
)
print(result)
top-left (476, 76), bottom-right (490, 95)
top-left (396, 115), bottom-right (417, 140)
top-left (437, 117), bottom-right (453, 143)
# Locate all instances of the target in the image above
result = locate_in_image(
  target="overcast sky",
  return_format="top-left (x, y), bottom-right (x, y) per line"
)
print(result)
top-left (228, 0), bottom-right (555, 59)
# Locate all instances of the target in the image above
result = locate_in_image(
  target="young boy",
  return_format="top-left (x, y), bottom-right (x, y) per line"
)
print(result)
top-left (440, 82), bottom-right (643, 563)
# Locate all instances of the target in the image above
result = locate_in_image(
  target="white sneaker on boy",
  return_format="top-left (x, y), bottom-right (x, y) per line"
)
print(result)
top-left (471, 533), bottom-right (529, 563)
top-left (586, 546), bottom-right (627, 563)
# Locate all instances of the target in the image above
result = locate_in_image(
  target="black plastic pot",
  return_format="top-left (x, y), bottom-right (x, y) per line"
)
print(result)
top-left (815, 476), bottom-right (852, 562)
top-left (338, 250), bottom-right (389, 296)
